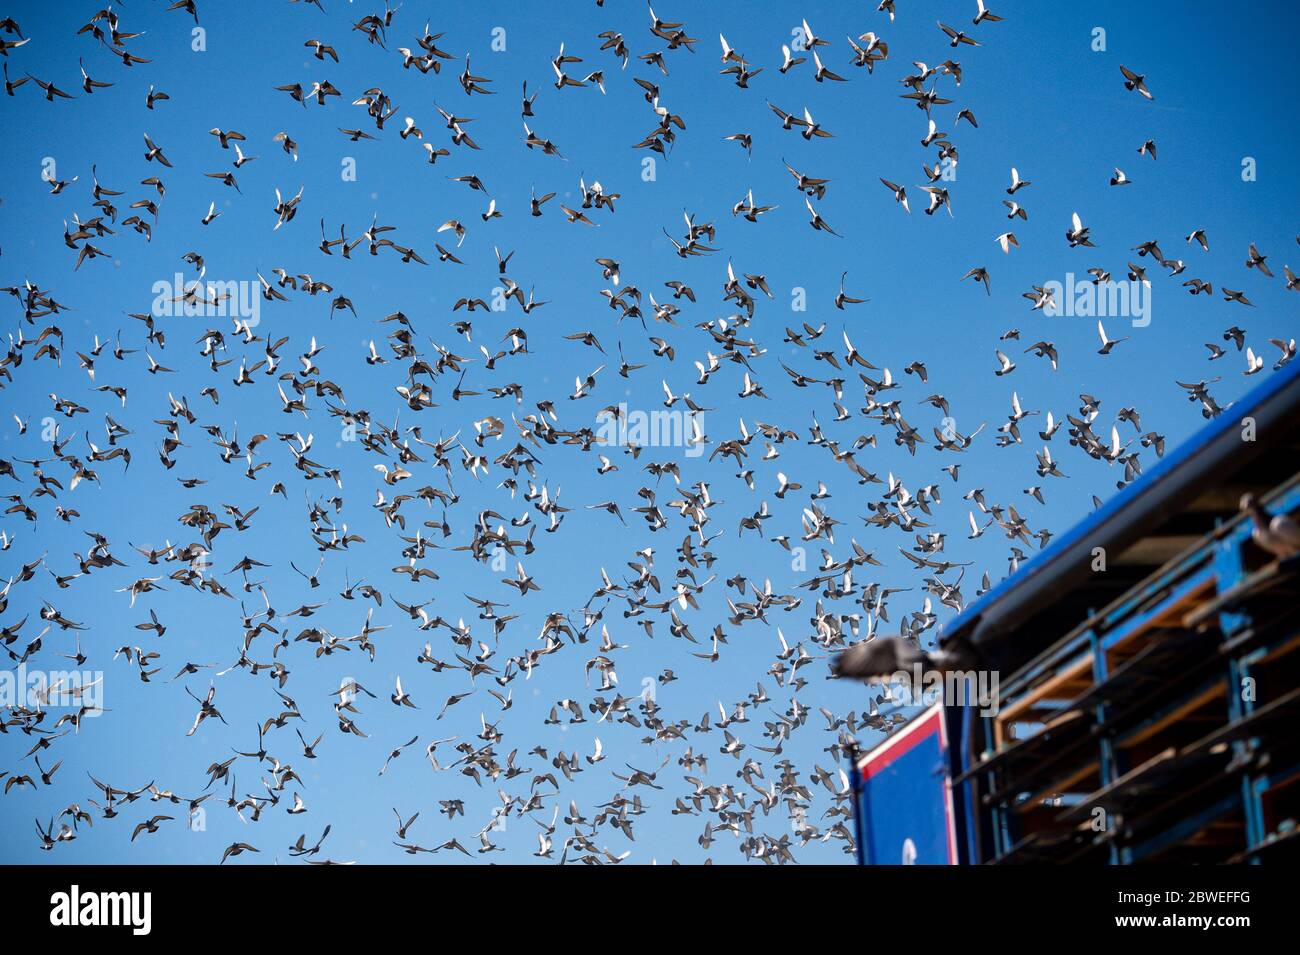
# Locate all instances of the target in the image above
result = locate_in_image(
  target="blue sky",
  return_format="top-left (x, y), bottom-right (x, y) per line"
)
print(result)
top-left (0, 0), bottom-right (1297, 864)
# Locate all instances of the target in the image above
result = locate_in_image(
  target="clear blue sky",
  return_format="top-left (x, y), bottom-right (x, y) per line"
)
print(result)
top-left (1, 0), bottom-right (1297, 864)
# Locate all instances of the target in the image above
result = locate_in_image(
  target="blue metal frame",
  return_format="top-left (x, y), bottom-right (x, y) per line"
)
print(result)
top-left (860, 371), bottom-right (1300, 864)
top-left (939, 358), bottom-right (1300, 655)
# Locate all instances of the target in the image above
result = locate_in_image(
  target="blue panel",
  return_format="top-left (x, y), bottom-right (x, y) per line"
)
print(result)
top-left (858, 714), bottom-right (953, 864)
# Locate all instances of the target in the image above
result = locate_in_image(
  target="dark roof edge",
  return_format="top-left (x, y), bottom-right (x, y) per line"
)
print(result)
top-left (940, 359), bottom-right (1300, 656)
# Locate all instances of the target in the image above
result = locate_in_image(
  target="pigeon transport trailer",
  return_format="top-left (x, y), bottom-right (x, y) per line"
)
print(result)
top-left (849, 358), bottom-right (1300, 864)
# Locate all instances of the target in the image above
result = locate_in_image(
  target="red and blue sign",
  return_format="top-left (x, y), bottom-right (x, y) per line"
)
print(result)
top-left (854, 704), bottom-right (958, 865)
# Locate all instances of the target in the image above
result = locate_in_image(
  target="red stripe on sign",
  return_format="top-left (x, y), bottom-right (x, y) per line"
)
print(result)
top-left (857, 706), bottom-right (942, 781)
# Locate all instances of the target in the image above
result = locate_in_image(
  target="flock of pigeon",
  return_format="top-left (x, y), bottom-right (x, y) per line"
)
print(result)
top-left (1, 1), bottom-right (1297, 864)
